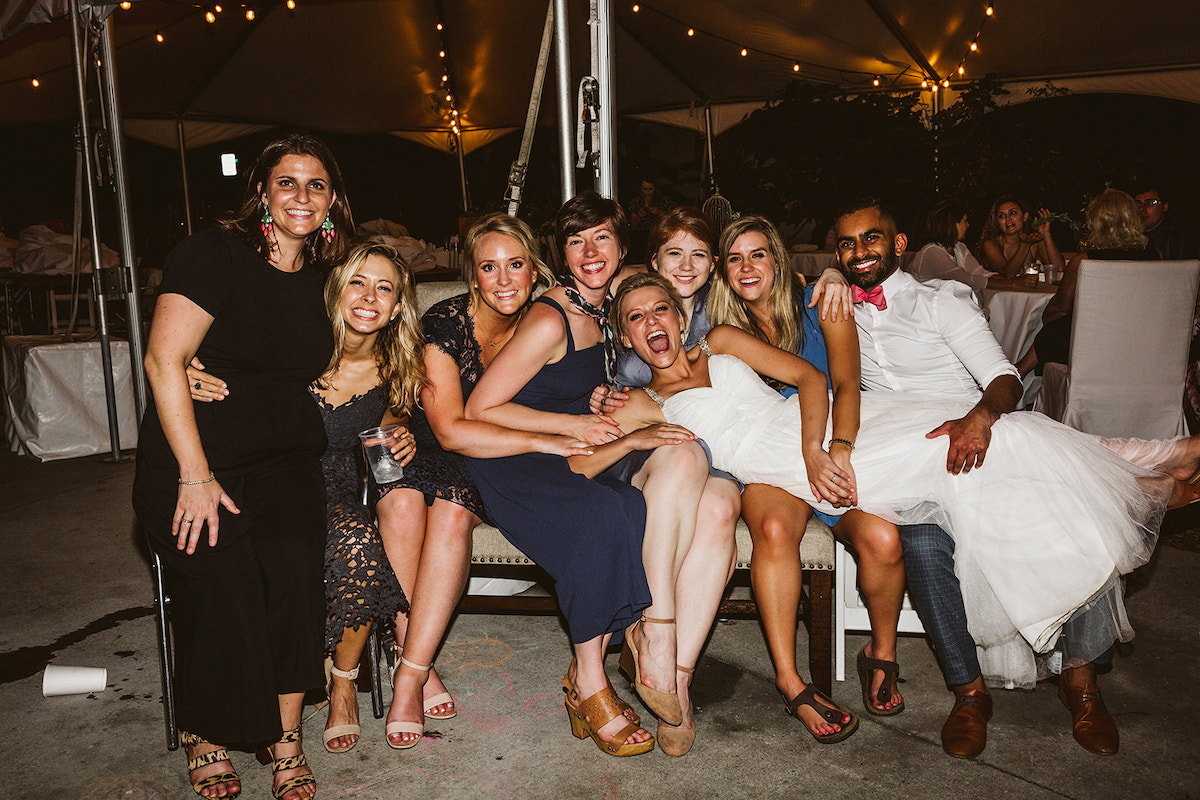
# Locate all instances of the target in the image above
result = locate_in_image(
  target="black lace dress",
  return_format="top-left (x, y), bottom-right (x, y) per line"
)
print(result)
top-left (374, 294), bottom-right (486, 518)
top-left (311, 382), bottom-right (409, 653)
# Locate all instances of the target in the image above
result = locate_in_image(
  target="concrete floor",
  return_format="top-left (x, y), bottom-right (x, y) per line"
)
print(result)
top-left (1, 446), bottom-right (1198, 800)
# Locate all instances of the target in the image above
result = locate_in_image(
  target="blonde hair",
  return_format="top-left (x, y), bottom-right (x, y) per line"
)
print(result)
top-left (708, 215), bottom-right (802, 354)
top-left (1085, 189), bottom-right (1148, 251)
top-left (610, 272), bottom-right (686, 342)
top-left (320, 242), bottom-right (428, 416)
top-left (463, 213), bottom-right (555, 308)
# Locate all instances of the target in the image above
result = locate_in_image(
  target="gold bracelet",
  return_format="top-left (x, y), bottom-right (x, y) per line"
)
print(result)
top-left (829, 438), bottom-right (855, 452)
top-left (178, 471), bottom-right (215, 486)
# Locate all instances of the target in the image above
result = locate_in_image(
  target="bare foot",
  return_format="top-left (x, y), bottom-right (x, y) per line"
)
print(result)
top-left (864, 639), bottom-right (904, 713)
top-left (386, 662), bottom-right (427, 748)
top-left (777, 674), bottom-right (849, 737)
top-left (1167, 436), bottom-right (1200, 481)
top-left (185, 738), bottom-right (240, 799)
top-left (324, 671), bottom-right (360, 751)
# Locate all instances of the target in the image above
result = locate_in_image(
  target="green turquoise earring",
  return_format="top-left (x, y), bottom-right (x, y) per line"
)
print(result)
top-left (260, 206), bottom-right (273, 237)
top-left (321, 216), bottom-right (335, 242)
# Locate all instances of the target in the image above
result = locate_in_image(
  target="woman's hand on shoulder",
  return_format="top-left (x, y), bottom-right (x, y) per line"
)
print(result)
top-left (186, 358), bottom-right (228, 402)
top-left (810, 267), bottom-right (854, 322)
top-left (174, 478), bottom-right (240, 555)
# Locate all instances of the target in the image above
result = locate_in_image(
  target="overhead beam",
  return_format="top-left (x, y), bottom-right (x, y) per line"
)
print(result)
top-left (864, 0), bottom-right (939, 82)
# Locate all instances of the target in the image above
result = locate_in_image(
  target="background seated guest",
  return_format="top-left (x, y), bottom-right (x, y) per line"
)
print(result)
top-left (1024, 189), bottom-right (1159, 375)
top-left (911, 198), bottom-right (1038, 293)
top-left (979, 195), bottom-right (1065, 279)
top-left (1134, 182), bottom-right (1199, 260)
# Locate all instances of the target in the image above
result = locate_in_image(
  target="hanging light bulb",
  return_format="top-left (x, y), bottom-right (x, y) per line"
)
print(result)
top-left (958, 65), bottom-right (965, 75)
top-left (793, 63), bottom-right (800, 72)
top-left (740, 48), bottom-right (747, 57)
top-left (205, 10), bottom-right (215, 23)
top-left (32, 77), bottom-right (40, 88)
top-left (156, 31), bottom-right (164, 42)
top-left (439, 49), bottom-right (446, 58)
top-left (119, 2), bottom-right (131, 9)
top-left (942, 78), bottom-right (950, 87)
top-left (921, 78), bottom-right (928, 88)
top-left (436, 22), bottom-right (443, 31)
top-left (245, 9), bottom-right (254, 20)
top-left (986, 6), bottom-right (994, 15)
top-left (687, 28), bottom-right (694, 37)
top-left (632, 4), bottom-right (640, 12)
top-left (970, 41), bottom-right (978, 52)
top-left (214, 4), bottom-right (222, 12)
top-left (872, 76), bottom-right (880, 87)
top-left (286, 0), bottom-right (296, 10)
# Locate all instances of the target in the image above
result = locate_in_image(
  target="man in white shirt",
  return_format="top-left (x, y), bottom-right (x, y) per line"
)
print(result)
top-left (834, 199), bottom-right (1120, 759)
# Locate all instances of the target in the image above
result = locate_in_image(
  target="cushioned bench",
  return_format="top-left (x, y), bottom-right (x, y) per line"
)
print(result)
top-left (415, 280), bottom-right (836, 695)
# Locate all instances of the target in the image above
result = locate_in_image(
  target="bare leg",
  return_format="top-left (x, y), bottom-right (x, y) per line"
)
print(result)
top-left (629, 442), bottom-right (709, 695)
top-left (672, 476), bottom-right (739, 731)
top-left (743, 485), bottom-right (846, 736)
top-left (384, 499), bottom-right (477, 746)
top-left (325, 622), bottom-right (371, 751)
top-left (273, 692), bottom-right (314, 800)
top-left (183, 737), bottom-right (239, 798)
top-left (834, 510), bottom-right (905, 711)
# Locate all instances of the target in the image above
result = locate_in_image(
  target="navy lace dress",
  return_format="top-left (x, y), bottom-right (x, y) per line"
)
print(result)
top-left (311, 382), bottom-right (408, 653)
top-left (465, 296), bottom-right (652, 644)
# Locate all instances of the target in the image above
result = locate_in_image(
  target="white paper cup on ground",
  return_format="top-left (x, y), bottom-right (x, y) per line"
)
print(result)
top-left (43, 665), bottom-right (107, 697)
top-left (359, 425), bottom-right (405, 483)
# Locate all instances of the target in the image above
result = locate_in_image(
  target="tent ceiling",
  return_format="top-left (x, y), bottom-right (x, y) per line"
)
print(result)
top-left (2, 0), bottom-right (1197, 151)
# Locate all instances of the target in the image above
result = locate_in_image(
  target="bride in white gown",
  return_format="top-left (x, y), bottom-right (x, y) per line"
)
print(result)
top-left (599, 273), bottom-right (1192, 687)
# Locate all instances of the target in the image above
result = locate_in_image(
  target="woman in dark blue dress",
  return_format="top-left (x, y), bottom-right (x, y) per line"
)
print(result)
top-left (465, 194), bottom-right (681, 757)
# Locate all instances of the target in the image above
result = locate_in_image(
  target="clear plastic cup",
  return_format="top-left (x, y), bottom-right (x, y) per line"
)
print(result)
top-left (358, 425), bottom-right (405, 483)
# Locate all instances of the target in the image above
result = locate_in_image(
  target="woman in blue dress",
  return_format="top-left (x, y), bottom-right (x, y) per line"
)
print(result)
top-left (466, 193), bottom-right (710, 757)
top-left (707, 215), bottom-right (906, 738)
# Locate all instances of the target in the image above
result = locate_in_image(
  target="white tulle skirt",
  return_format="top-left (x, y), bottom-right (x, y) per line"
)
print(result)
top-left (662, 355), bottom-right (1171, 687)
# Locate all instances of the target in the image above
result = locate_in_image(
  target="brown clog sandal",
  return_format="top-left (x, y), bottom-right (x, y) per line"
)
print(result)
top-left (856, 646), bottom-right (906, 716)
top-left (783, 686), bottom-right (859, 743)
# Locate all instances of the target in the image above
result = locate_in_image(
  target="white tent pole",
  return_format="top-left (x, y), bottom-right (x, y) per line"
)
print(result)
top-left (553, 0), bottom-right (575, 203)
top-left (594, 0), bottom-right (616, 199)
top-left (455, 128), bottom-right (470, 213)
top-left (98, 12), bottom-right (147, 417)
top-left (176, 117), bottom-right (194, 237)
top-left (69, 0), bottom-right (122, 459)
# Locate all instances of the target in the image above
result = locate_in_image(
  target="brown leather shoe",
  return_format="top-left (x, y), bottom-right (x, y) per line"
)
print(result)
top-left (941, 688), bottom-right (992, 759)
top-left (1058, 681), bottom-right (1118, 755)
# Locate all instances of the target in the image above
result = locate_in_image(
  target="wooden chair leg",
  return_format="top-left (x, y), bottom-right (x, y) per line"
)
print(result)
top-left (807, 568), bottom-right (833, 697)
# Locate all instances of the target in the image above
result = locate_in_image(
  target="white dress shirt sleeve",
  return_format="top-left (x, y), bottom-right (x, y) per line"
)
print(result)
top-left (931, 279), bottom-right (1020, 391)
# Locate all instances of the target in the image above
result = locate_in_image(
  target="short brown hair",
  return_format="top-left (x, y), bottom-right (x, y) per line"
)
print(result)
top-left (553, 191), bottom-right (630, 267)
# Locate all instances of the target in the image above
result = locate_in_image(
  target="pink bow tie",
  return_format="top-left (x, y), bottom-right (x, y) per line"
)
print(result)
top-left (852, 284), bottom-right (887, 310)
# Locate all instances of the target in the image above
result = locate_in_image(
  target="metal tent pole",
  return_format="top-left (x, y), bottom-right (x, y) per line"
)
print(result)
top-left (593, 0), bottom-right (616, 199)
top-left (69, 0), bottom-right (121, 460)
top-left (553, 0), bottom-right (575, 203)
top-left (98, 12), bottom-right (147, 417)
top-left (455, 128), bottom-right (470, 213)
top-left (176, 117), bottom-right (194, 237)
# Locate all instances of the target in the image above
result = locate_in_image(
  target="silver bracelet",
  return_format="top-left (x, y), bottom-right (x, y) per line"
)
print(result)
top-left (178, 471), bottom-right (215, 486)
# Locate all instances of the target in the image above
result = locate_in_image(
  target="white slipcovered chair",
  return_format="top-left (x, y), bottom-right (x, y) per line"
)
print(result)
top-left (1034, 259), bottom-right (1200, 438)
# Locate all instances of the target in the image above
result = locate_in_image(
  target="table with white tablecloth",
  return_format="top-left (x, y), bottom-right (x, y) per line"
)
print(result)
top-left (980, 283), bottom-right (1056, 407)
top-left (3, 334), bottom-right (138, 460)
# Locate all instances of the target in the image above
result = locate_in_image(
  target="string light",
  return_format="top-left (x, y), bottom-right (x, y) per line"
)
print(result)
top-left (921, 79), bottom-right (928, 88)
top-left (119, 2), bottom-right (131, 9)
top-left (872, 76), bottom-right (880, 87)
top-left (969, 41), bottom-right (978, 52)
top-left (439, 49), bottom-right (446, 57)
top-left (286, 0), bottom-right (296, 9)
top-left (245, 9), bottom-right (254, 20)
top-left (986, 5), bottom-right (994, 15)
top-left (156, 31), bottom-right (164, 42)
top-left (632, 4), bottom-right (640, 11)
top-left (740, 47), bottom-right (747, 57)
top-left (31, 77), bottom-right (40, 87)
top-left (942, 78), bottom-right (950, 87)
top-left (958, 65), bottom-right (965, 75)
top-left (205, 10), bottom-right (215, 23)
top-left (214, 4), bottom-right (222, 12)
top-left (686, 28), bottom-right (694, 37)
top-left (793, 63), bottom-right (800, 72)
top-left (436, 22), bottom-right (443, 31)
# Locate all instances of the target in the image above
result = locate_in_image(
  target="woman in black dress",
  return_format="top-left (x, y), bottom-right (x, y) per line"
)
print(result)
top-left (377, 213), bottom-right (585, 749)
top-left (133, 133), bottom-right (350, 800)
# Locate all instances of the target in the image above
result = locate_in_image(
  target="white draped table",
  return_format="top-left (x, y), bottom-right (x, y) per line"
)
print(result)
top-left (3, 334), bottom-right (138, 460)
top-left (980, 283), bottom-right (1057, 407)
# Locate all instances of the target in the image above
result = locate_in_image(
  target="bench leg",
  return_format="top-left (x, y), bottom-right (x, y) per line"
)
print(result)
top-left (807, 569), bottom-right (833, 697)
